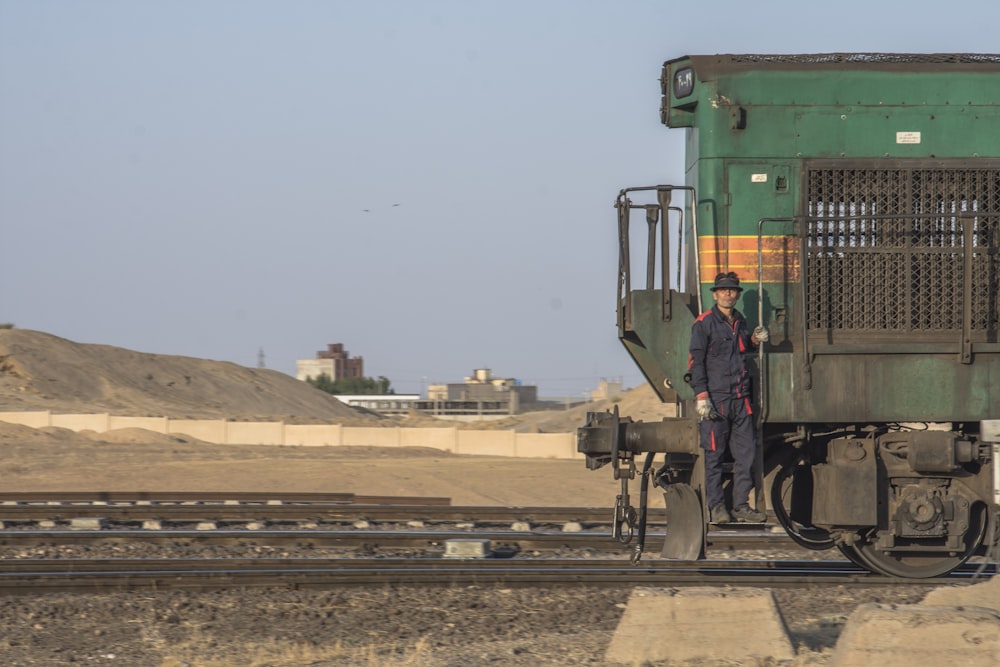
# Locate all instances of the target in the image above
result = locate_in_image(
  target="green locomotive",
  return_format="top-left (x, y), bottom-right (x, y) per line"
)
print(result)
top-left (578, 53), bottom-right (1000, 578)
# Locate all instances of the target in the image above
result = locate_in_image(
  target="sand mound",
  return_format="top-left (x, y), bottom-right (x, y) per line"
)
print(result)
top-left (0, 328), bottom-right (669, 433)
top-left (0, 329), bottom-right (374, 423)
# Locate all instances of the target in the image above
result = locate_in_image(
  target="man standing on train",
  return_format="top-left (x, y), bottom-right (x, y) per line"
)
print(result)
top-left (687, 271), bottom-right (769, 524)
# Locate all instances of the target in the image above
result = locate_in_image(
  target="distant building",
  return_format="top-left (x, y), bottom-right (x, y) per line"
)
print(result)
top-left (323, 371), bottom-right (616, 422)
top-left (296, 343), bottom-right (364, 382)
top-left (424, 368), bottom-right (537, 415)
top-left (591, 379), bottom-right (623, 402)
top-left (334, 394), bottom-right (421, 415)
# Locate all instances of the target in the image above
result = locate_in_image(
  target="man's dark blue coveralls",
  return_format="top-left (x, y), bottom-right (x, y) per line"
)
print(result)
top-left (687, 304), bottom-right (758, 512)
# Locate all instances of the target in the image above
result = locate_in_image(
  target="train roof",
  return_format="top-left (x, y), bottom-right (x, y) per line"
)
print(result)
top-left (670, 53), bottom-right (1000, 77)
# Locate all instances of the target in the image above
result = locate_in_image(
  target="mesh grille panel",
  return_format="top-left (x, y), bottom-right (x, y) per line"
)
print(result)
top-left (805, 167), bottom-right (1000, 338)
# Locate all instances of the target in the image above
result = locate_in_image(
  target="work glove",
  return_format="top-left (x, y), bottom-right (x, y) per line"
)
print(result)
top-left (753, 326), bottom-right (770, 343)
top-left (696, 397), bottom-right (719, 420)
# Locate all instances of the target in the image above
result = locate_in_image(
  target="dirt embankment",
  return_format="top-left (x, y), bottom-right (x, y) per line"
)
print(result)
top-left (0, 327), bottom-right (669, 433)
top-left (0, 329), bottom-right (385, 424)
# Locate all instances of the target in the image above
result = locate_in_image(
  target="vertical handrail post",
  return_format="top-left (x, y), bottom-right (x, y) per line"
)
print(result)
top-left (961, 214), bottom-right (974, 364)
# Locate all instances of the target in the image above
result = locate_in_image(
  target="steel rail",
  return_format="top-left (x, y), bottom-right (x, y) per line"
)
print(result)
top-left (0, 557), bottom-right (982, 595)
top-left (1, 557), bottom-right (863, 574)
top-left (0, 492), bottom-right (450, 505)
top-left (13, 557), bottom-right (991, 577)
top-left (0, 527), bottom-right (797, 552)
top-left (0, 504), bottom-right (620, 524)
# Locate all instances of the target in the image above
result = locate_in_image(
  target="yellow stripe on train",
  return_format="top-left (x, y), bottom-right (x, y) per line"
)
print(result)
top-left (698, 235), bottom-right (800, 282)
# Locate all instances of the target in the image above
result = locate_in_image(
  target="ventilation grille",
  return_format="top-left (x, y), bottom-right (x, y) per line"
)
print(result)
top-left (805, 167), bottom-right (1000, 337)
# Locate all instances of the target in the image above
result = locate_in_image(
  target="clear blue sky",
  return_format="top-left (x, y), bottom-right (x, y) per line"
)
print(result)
top-left (3, 1), bottom-right (999, 397)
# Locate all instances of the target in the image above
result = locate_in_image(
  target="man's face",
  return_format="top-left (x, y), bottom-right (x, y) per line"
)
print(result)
top-left (712, 287), bottom-right (740, 309)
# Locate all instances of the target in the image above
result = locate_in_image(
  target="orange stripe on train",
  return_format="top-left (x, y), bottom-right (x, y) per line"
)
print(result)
top-left (698, 235), bottom-right (800, 282)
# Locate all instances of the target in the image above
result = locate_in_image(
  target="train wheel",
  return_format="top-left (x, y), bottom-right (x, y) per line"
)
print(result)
top-left (836, 535), bottom-right (912, 574)
top-left (852, 505), bottom-right (988, 578)
top-left (770, 454), bottom-right (837, 551)
top-left (836, 542), bottom-right (873, 569)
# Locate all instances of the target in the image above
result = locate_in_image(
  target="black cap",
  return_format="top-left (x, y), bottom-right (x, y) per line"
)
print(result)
top-left (711, 271), bottom-right (743, 292)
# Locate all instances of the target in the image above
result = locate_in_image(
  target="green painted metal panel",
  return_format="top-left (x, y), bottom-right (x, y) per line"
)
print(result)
top-left (760, 351), bottom-right (999, 423)
top-left (625, 290), bottom-right (698, 401)
top-left (628, 55), bottom-right (1000, 424)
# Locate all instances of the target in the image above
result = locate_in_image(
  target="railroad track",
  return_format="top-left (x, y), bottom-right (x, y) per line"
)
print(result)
top-left (0, 492), bottom-right (621, 525)
top-left (0, 493), bottom-right (991, 596)
top-left (0, 503), bottom-right (615, 524)
top-left (0, 526), bottom-right (792, 553)
top-left (0, 492), bottom-right (793, 552)
top-left (0, 493), bottom-right (984, 562)
top-left (0, 490), bottom-right (451, 507)
top-left (0, 492), bottom-right (453, 503)
top-left (0, 557), bottom-right (987, 595)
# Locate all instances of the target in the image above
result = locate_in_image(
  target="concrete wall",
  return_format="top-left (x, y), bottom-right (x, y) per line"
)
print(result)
top-left (108, 416), bottom-right (170, 431)
top-left (225, 421), bottom-right (284, 446)
top-left (514, 432), bottom-right (580, 458)
top-left (52, 413), bottom-right (110, 432)
top-left (1, 411), bottom-right (52, 428)
top-left (284, 424), bottom-right (343, 446)
top-left (399, 427), bottom-right (457, 452)
top-left (168, 419), bottom-right (227, 442)
top-left (342, 426), bottom-right (402, 448)
top-left (0, 411), bottom-right (581, 459)
top-left (457, 429), bottom-right (516, 456)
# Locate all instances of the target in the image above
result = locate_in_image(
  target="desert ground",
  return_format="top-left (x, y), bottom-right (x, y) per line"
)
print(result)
top-left (0, 328), bottom-right (991, 667)
top-left (0, 328), bottom-right (671, 506)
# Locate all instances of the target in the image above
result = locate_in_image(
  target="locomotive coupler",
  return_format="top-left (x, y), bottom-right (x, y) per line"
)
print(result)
top-left (579, 408), bottom-right (704, 561)
top-left (612, 450), bottom-right (637, 544)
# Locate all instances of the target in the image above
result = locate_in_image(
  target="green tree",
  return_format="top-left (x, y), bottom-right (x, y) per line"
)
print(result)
top-left (306, 373), bottom-right (393, 395)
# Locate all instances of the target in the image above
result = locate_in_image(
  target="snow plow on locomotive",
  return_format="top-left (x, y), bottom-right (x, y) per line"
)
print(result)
top-left (578, 54), bottom-right (1000, 578)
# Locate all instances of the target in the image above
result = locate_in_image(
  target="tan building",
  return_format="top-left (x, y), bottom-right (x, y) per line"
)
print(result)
top-left (591, 379), bottom-right (623, 401)
top-left (426, 368), bottom-right (537, 413)
top-left (296, 343), bottom-right (364, 382)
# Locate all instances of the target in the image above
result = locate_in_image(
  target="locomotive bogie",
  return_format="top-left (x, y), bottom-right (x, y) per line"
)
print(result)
top-left (809, 436), bottom-right (878, 526)
top-left (805, 427), bottom-right (993, 540)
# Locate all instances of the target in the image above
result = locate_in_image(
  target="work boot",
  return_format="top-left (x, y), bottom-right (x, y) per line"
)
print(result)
top-left (710, 504), bottom-right (732, 524)
top-left (732, 504), bottom-right (766, 523)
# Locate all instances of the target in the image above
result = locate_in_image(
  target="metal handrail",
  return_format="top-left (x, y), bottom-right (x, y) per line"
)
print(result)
top-left (614, 185), bottom-right (699, 326)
